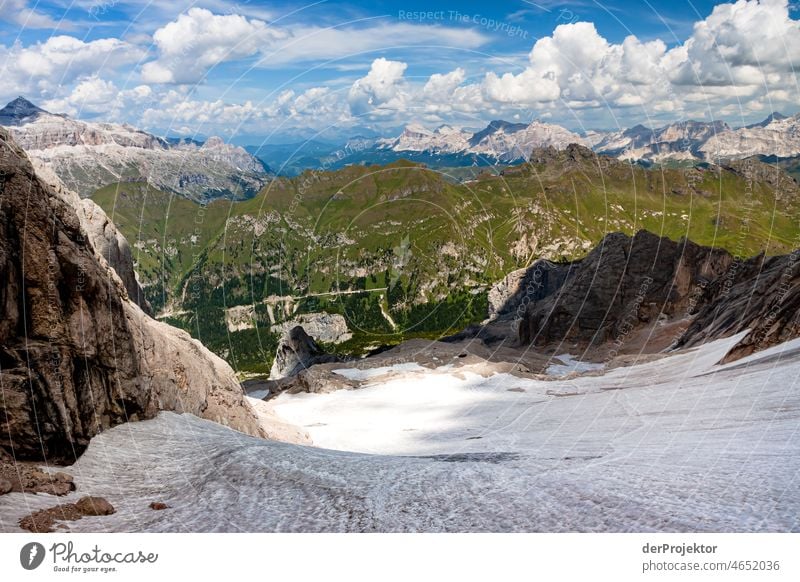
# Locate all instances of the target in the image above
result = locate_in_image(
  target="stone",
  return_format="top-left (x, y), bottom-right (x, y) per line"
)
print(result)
top-left (75, 496), bottom-right (115, 516)
top-left (149, 502), bottom-right (169, 510)
top-left (269, 326), bottom-right (339, 380)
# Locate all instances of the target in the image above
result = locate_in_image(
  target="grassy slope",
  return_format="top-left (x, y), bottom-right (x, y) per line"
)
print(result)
top-left (92, 156), bottom-right (800, 373)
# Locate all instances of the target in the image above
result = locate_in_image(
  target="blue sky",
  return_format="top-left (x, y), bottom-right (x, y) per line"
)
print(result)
top-left (0, 0), bottom-right (798, 143)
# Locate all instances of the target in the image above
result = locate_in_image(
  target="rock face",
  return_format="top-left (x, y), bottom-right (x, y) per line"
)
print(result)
top-left (513, 229), bottom-right (800, 363)
top-left (269, 326), bottom-right (339, 380)
top-left (487, 261), bottom-right (571, 321)
top-left (0, 98), bottom-right (269, 201)
top-left (0, 128), bottom-right (263, 461)
top-left (26, 157), bottom-right (152, 314)
top-left (676, 251), bottom-right (800, 362)
top-left (79, 199), bottom-right (152, 315)
top-left (517, 231), bottom-right (733, 347)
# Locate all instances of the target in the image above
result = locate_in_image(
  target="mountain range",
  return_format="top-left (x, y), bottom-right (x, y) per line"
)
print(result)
top-left (376, 114), bottom-right (800, 165)
top-left (0, 97), bottom-right (270, 201)
top-left (247, 112), bottom-right (800, 177)
top-left (4, 97), bottom-right (800, 190)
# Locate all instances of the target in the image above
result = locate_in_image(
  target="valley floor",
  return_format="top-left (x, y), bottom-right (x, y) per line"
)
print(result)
top-left (1, 332), bottom-right (798, 532)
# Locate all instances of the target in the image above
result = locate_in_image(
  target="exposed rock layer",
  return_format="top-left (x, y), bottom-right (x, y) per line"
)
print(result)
top-left (517, 230), bottom-right (734, 347)
top-left (513, 229), bottom-right (800, 363)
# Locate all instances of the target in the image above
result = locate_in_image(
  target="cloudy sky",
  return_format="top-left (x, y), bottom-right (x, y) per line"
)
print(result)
top-left (0, 0), bottom-right (798, 142)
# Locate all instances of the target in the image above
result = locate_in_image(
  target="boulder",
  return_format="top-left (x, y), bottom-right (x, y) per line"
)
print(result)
top-left (75, 496), bottom-right (115, 516)
top-left (269, 326), bottom-right (339, 380)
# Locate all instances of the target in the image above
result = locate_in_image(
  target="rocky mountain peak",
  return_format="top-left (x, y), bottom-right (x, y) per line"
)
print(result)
top-left (202, 136), bottom-right (226, 148)
top-left (746, 112), bottom-right (788, 129)
top-left (0, 96), bottom-right (49, 126)
top-left (468, 119), bottom-right (528, 146)
top-left (528, 142), bottom-right (608, 166)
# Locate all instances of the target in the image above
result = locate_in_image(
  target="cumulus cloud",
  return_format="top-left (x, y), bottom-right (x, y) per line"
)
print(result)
top-left (480, 22), bottom-right (671, 108)
top-left (347, 58), bottom-right (409, 115)
top-left (141, 8), bottom-right (288, 84)
top-left (474, 0), bottom-right (800, 119)
top-left (41, 77), bottom-right (155, 117)
top-left (672, 0), bottom-right (800, 87)
top-left (0, 35), bottom-right (145, 99)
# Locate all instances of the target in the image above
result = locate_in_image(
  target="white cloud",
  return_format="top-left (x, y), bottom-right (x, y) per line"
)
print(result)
top-left (0, 35), bottom-right (146, 99)
top-left (480, 22), bottom-right (670, 108)
top-left (3, 0), bottom-right (799, 136)
top-left (347, 58), bottom-right (408, 115)
top-left (257, 23), bottom-right (489, 67)
top-left (672, 0), bottom-right (800, 87)
top-left (0, 0), bottom-right (67, 30)
top-left (141, 7), bottom-right (288, 84)
top-left (423, 68), bottom-right (466, 99)
top-left (475, 1), bottom-right (799, 118)
top-left (142, 9), bottom-right (490, 83)
top-left (41, 77), bottom-right (155, 117)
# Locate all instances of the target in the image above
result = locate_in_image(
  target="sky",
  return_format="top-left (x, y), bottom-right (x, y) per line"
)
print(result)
top-left (0, 0), bottom-right (798, 143)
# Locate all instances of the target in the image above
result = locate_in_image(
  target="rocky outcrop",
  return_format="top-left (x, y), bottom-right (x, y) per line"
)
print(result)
top-left (270, 312), bottom-right (352, 344)
top-left (513, 229), bottom-right (800, 363)
top-left (269, 326), bottom-right (339, 380)
top-left (721, 157), bottom-right (800, 200)
top-left (517, 230), bottom-right (733, 347)
top-left (675, 250), bottom-right (800, 362)
top-left (0, 128), bottom-right (263, 462)
top-left (27, 157), bottom-right (152, 314)
top-left (261, 365), bottom-right (358, 398)
top-left (487, 261), bottom-right (571, 320)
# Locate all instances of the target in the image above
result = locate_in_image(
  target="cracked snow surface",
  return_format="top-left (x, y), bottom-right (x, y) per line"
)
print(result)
top-left (1, 332), bottom-right (798, 532)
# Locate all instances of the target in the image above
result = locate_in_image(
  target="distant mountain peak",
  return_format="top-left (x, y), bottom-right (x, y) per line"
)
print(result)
top-left (746, 112), bottom-right (788, 129)
top-left (0, 96), bottom-right (49, 125)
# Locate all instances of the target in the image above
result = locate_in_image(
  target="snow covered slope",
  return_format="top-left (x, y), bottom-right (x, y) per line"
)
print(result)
top-left (1, 333), bottom-right (797, 532)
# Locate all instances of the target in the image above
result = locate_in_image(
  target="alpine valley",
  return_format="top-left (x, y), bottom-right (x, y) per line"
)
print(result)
top-left (2, 90), bottom-right (800, 534)
top-left (4, 98), bottom-right (800, 374)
